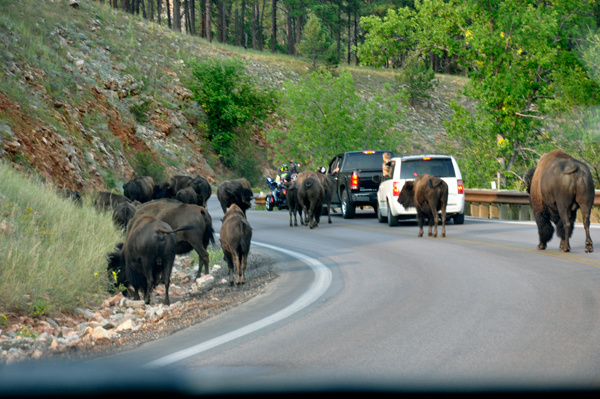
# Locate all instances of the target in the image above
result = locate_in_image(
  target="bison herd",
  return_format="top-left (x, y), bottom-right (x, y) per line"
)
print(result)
top-left (95, 174), bottom-right (254, 305)
top-left (61, 149), bottom-right (595, 305)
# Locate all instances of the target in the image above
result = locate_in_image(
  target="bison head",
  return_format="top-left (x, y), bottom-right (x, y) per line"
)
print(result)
top-left (398, 181), bottom-right (416, 209)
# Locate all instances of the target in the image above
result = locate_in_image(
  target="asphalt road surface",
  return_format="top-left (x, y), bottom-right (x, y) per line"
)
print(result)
top-left (73, 196), bottom-right (600, 391)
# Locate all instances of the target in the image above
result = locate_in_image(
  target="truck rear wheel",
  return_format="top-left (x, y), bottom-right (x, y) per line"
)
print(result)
top-left (377, 202), bottom-right (387, 223)
top-left (341, 191), bottom-right (355, 219)
top-left (387, 200), bottom-right (399, 226)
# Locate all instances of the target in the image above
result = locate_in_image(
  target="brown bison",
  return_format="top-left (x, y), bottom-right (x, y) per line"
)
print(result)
top-left (94, 191), bottom-right (131, 212)
top-left (107, 215), bottom-right (192, 305)
top-left (524, 150), bottom-right (594, 253)
top-left (296, 170), bottom-right (332, 223)
top-left (191, 176), bottom-right (212, 207)
top-left (123, 176), bottom-right (155, 203)
top-left (398, 174), bottom-right (448, 238)
top-left (220, 204), bottom-right (252, 285)
top-left (298, 176), bottom-right (324, 229)
top-left (112, 202), bottom-right (137, 229)
top-left (217, 180), bottom-right (254, 215)
top-left (175, 186), bottom-right (198, 205)
top-left (133, 199), bottom-right (215, 278)
top-left (285, 182), bottom-right (303, 227)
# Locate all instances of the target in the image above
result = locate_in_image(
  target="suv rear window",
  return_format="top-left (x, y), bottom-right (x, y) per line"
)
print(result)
top-left (399, 158), bottom-right (456, 179)
top-left (343, 152), bottom-right (391, 170)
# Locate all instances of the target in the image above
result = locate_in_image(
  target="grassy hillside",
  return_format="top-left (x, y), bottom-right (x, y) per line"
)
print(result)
top-left (0, 0), bottom-right (468, 192)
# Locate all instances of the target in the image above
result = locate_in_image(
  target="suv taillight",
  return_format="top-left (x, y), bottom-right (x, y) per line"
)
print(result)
top-left (457, 179), bottom-right (464, 194)
top-left (350, 172), bottom-right (359, 191)
top-left (393, 182), bottom-right (400, 196)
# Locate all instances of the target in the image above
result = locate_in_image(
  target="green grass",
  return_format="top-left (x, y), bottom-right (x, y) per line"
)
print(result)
top-left (0, 162), bottom-right (124, 316)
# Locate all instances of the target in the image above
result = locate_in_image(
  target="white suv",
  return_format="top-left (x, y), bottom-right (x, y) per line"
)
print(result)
top-left (376, 154), bottom-right (465, 226)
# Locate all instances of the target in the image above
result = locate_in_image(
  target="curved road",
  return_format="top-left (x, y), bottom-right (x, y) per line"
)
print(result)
top-left (100, 197), bottom-right (600, 388)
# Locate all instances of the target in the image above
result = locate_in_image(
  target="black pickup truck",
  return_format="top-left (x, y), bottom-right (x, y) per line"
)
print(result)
top-left (326, 150), bottom-right (394, 219)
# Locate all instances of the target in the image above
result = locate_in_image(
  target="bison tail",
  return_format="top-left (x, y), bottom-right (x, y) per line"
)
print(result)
top-left (562, 163), bottom-right (579, 175)
top-left (427, 177), bottom-right (444, 188)
top-left (304, 180), bottom-right (313, 189)
top-left (200, 208), bottom-right (216, 247)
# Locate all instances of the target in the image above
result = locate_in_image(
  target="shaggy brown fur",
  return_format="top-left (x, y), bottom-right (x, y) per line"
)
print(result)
top-left (526, 150), bottom-right (594, 252)
top-left (220, 204), bottom-right (252, 285)
top-left (298, 176), bottom-right (325, 229)
top-left (285, 182), bottom-right (303, 227)
top-left (398, 174), bottom-right (448, 237)
top-left (295, 170), bottom-right (332, 223)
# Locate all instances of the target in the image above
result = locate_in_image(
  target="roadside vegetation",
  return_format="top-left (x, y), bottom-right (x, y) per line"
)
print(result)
top-left (0, 162), bottom-right (123, 317)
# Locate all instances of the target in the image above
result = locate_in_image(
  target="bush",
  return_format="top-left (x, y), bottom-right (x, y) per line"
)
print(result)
top-left (187, 57), bottom-right (277, 158)
top-left (395, 55), bottom-right (439, 106)
top-left (131, 151), bottom-right (165, 182)
top-left (129, 98), bottom-right (152, 124)
top-left (227, 134), bottom-right (267, 187)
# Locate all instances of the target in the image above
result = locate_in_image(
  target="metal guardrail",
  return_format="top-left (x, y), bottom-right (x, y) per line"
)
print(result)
top-left (465, 189), bottom-right (600, 206)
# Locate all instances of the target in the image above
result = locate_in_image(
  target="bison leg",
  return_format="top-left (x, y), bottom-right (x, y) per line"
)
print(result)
top-left (428, 213), bottom-right (435, 237)
top-left (580, 200), bottom-right (594, 253)
top-left (535, 211), bottom-right (554, 250)
top-left (233, 253), bottom-right (242, 285)
top-left (556, 202), bottom-right (575, 252)
top-left (162, 257), bottom-right (174, 306)
top-left (441, 202), bottom-right (446, 238)
top-left (224, 251), bottom-right (235, 286)
top-left (240, 253), bottom-right (247, 284)
top-left (142, 261), bottom-right (154, 305)
top-left (416, 209), bottom-right (424, 237)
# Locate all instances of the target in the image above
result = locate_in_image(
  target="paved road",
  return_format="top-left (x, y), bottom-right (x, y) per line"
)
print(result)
top-left (97, 198), bottom-right (600, 389)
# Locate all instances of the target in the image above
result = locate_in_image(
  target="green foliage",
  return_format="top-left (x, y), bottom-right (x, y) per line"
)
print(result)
top-left (132, 151), bottom-right (165, 182)
top-left (187, 57), bottom-right (277, 159)
top-left (296, 13), bottom-right (339, 68)
top-left (228, 133), bottom-right (267, 187)
top-left (30, 299), bottom-right (50, 318)
top-left (269, 70), bottom-right (404, 167)
top-left (395, 55), bottom-right (439, 106)
top-left (16, 326), bottom-right (38, 339)
top-left (129, 98), bottom-right (152, 124)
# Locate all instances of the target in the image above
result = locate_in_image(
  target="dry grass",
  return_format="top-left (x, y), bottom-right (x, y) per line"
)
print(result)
top-left (0, 163), bottom-right (123, 316)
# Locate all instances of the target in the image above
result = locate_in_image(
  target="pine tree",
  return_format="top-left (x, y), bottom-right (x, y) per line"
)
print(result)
top-left (296, 13), bottom-right (338, 68)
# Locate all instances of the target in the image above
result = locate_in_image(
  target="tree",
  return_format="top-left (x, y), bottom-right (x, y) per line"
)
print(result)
top-left (296, 13), bottom-right (338, 68)
top-left (269, 70), bottom-right (403, 167)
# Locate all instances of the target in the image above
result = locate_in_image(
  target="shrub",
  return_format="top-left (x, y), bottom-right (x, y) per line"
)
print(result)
top-left (129, 98), bottom-right (152, 124)
top-left (131, 151), bottom-right (165, 182)
top-left (395, 55), bottom-right (439, 106)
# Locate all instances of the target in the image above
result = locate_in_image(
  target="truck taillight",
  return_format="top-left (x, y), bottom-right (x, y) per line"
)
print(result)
top-left (350, 172), bottom-right (359, 191)
top-left (457, 179), bottom-right (464, 194)
top-left (393, 182), bottom-right (400, 196)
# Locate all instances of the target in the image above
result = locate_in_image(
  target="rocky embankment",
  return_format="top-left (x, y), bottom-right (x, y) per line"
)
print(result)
top-left (0, 251), bottom-right (277, 364)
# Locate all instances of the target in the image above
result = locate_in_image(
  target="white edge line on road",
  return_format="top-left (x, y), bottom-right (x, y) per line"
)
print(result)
top-left (466, 217), bottom-right (600, 229)
top-left (143, 240), bottom-right (332, 368)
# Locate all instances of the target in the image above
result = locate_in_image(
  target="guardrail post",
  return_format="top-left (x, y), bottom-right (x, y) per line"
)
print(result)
top-left (490, 204), bottom-right (500, 219)
top-left (465, 204), bottom-right (472, 216)
top-left (470, 203), bottom-right (479, 218)
top-left (518, 205), bottom-right (530, 221)
top-left (499, 204), bottom-right (510, 220)
top-left (479, 203), bottom-right (489, 219)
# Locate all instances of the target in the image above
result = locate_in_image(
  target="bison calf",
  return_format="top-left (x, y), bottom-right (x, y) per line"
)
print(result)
top-left (220, 204), bottom-right (252, 285)
top-left (398, 174), bottom-right (448, 238)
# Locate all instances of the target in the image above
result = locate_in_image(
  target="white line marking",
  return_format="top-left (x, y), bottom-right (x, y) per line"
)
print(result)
top-left (144, 240), bottom-right (332, 368)
top-left (466, 217), bottom-right (600, 229)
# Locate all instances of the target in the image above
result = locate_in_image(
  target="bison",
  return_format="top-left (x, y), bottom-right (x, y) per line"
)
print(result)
top-left (107, 215), bottom-right (193, 305)
top-left (398, 174), bottom-right (448, 238)
top-left (220, 204), bottom-right (252, 285)
top-left (153, 175), bottom-right (194, 200)
top-left (123, 176), bottom-right (155, 203)
top-left (297, 176), bottom-right (324, 229)
top-left (190, 176), bottom-right (212, 208)
top-left (285, 182), bottom-right (302, 227)
top-left (58, 188), bottom-right (83, 206)
top-left (112, 202), bottom-right (137, 230)
top-left (94, 191), bottom-right (131, 212)
top-left (525, 150), bottom-right (594, 253)
top-left (296, 170), bottom-right (332, 223)
top-left (217, 180), bottom-right (254, 215)
top-left (175, 186), bottom-right (199, 205)
top-left (133, 199), bottom-right (215, 278)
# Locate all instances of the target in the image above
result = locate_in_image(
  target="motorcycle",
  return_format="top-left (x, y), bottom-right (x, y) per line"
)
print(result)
top-left (265, 177), bottom-right (288, 211)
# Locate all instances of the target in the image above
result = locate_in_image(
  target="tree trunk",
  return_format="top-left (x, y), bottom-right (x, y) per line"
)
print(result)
top-left (347, 8), bottom-right (351, 64)
top-left (173, 0), bottom-right (181, 31)
top-left (252, 3), bottom-right (257, 50)
top-left (241, 0), bottom-right (246, 47)
top-left (337, 5), bottom-right (341, 60)
top-left (234, 8), bottom-right (239, 46)
top-left (287, 12), bottom-right (294, 55)
top-left (296, 14), bottom-right (303, 56)
top-left (271, 0), bottom-right (277, 53)
top-left (354, 10), bottom-right (358, 66)
top-left (157, 0), bottom-right (161, 25)
top-left (258, 0), bottom-right (266, 51)
top-left (217, 1), bottom-right (223, 42)
top-left (190, 0), bottom-right (196, 35)
top-left (166, 0), bottom-right (172, 28)
top-left (200, 0), bottom-right (206, 38)
top-left (149, 0), bottom-right (154, 20)
top-left (142, 0), bottom-right (148, 19)
top-left (206, 0), bottom-right (212, 41)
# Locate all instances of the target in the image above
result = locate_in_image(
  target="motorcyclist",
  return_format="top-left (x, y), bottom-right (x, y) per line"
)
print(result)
top-left (289, 162), bottom-right (301, 182)
top-left (274, 164), bottom-right (289, 201)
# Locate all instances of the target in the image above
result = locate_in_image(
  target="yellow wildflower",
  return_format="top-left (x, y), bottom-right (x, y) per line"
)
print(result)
top-left (94, 272), bottom-right (99, 278)
top-left (500, 32), bottom-right (505, 38)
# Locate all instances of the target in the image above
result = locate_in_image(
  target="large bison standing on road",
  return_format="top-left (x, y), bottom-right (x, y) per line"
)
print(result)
top-left (297, 176), bottom-right (324, 229)
top-left (133, 199), bottom-right (215, 277)
top-left (398, 174), bottom-right (448, 238)
top-left (220, 204), bottom-right (252, 285)
top-left (524, 150), bottom-right (594, 253)
top-left (217, 180), bottom-right (253, 215)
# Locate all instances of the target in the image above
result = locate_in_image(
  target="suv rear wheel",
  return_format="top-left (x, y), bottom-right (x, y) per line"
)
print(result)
top-left (387, 200), bottom-right (399, 226)
top-left (453, 213), bottom-right (465, 224)
top-left (341, 191), bottom-right (355, 219)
